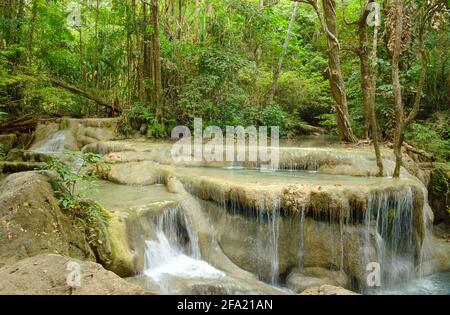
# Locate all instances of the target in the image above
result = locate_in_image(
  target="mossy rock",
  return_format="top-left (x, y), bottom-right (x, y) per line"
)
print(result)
top-left (0, 134), bottom-right (17, 152)
top-left (0, 172), bottom-right (95, 266)
top-left (429, 163), bottom-right (450, 224)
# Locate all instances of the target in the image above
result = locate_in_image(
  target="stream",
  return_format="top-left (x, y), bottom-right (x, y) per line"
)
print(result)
top-left (33, 122), bottom-right (449, 295)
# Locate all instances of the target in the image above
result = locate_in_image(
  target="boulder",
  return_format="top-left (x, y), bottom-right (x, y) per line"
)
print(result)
top-left (99, 161), bottom-right (160, 186)
top-left (427, 163), bottom-right (450, 224)
top-left (286, 274), bottom-right (326, 293)
top-left (0, 254), bottom-right (150, 295)
top-left (6, 149), bottom-right (52, 163)
top-left (300, 285), bottom-right (359, 295)
top-left (30, 118), bottom-right (121, 153)
top-left (0, 172), bottom-right (94, 267)
top-left (286, 267), bottom-right (348, 293)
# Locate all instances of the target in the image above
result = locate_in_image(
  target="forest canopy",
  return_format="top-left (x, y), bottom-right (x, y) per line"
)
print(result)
top-left (0, 0), bottom-right (448, 162)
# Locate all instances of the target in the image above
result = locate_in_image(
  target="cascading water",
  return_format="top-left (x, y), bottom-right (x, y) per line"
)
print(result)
top-left (362, 187), bottom-right (417, 293)
top-left (418, 186), bottom-right (436, 278)
top-left (297, 205), bottom-right (306, 270)
top-left (269, 199), bottom-right (280, 285)
top-left (143, 206), bottom-right (225, 293)
top-left (256, 196), bottom-right (281, 285)
top-left (31, 131), bottom-right (66, 153)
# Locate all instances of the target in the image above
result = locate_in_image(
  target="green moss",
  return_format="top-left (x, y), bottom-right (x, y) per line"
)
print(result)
top-left (0, 144), bottom-right (5, 161)
top-left (59, 117), bottom-right (70, 130)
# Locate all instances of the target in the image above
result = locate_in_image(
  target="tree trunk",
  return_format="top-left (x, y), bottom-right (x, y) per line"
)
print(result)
top-left (27, 0), bottom-right (38, 67)
top-left (266, 1), bottom-right (299, 105)
top-left (195, 0), bottom-right (200, 42)
top-left (177, 0), bottom-right (183, 39)
top-left (390, 0), bottom-right (431, 177)
top-left (48, 78), bottom-right (121, 113)
top-left (151, 0), bottom-right (163, 123)
top-left (142, 0), bottom-right (153, 103)
top-left (368, 9), bottom-right (383, 177)
top-left (354, 1), bottom-right (384, 175)
top-left (321, 0), bottom-right (357, 142)
top-left (132, 0), bottom-right (144, 102)
top-left (357, 7), bottom-right (372, 140)
top-left (391, 0), bottom-right (404, 178)
top-left (126, 6), bottom-right (132, 102)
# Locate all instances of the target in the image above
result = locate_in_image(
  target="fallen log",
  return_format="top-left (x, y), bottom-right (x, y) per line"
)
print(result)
top-left (403, 141), bottom-right (435, 162)
top-left (48, 77), bottom-right (121, 114)
top-left (297, 123), bottom-right (326, 135)
top-left (387, 141), bottom-right (435, 162)
top-left (0, 117), bottom-right (37, 133)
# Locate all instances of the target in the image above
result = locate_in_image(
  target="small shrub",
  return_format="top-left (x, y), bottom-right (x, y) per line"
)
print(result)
top-left (45, 152), bottom-right (110, 247)
top-left (119, 103), bottom-right (167, 138)
top-left (405, 116), bottom-right (449, 162)
top-left (260, 104), bottom-right (292, 136)
top-left (317, 113), bottom-right (337, 134)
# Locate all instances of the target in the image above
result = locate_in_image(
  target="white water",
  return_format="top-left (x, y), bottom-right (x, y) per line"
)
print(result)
top-left (297, 205), bottom-right (306, 270)
top-left (31, 131), bottom-right (66, 153)
top-left (143, 232), bottom-right (225, 282)
top-left (362, 188), bottom-right (417, 292)
top-left (377, 272), bottom-right (450, 295)
top-left (143, 207), bottom-right (225, 292)
top-left (256, 196), bottom-right (281, 285)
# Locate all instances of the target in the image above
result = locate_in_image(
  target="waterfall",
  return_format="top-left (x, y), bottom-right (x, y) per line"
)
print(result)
top-left (269, 199), bottom-right (280, 284)
top-left (297, 205), bottom-right (305, 270)
top-left (31, 131), bottom-right (66, 153)
top-left (256, 196), bottom-right (281, 285)
top-left (363, 187), bottom-right (416, 292)
top-left (143, 207), bottom-right (225, 290)
top-left (418, 186), bottom-right (435, 278)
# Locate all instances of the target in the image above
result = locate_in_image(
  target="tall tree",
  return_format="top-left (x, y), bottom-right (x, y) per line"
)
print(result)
top-left (177, 0), bottom-right (183, 39)
top-left (151, 0), bottom-right (163, 123)
top-left (27, 0), bottom-right (38, 67)
top-left (389, 0), bottom-right (443, 177)
top-left (342, 0), bottom-right (383, 175)
top-left (195, 0), bottom-right (201, 42)
top-left (301, 0), bottom-right (357, 142)
top-left (266, 1), bottom-right (299, 105)
top-left (367, 2), bottom-right (383, 176)
top-left (143, 0), bottom-right (154, 104)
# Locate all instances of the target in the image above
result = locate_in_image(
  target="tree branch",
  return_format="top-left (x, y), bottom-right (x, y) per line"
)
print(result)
top-left (47, 77), bottom-right (121, 114)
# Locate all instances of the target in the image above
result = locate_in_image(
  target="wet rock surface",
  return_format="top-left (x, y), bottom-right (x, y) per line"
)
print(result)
top-left (83, 140), bottom-right (442, 291)
top-left (0, 254), bottom-right (150, 295)
top-left (30, 118), bottom-right (121, 153)
top-left (286, 267), bottom-right (348, 293)
top-left (6, 123), bottom-right (446, 295)
top-left (300, 285), bottom-right (359, 295)
top-left (0, 172), bottom-right (94, 268)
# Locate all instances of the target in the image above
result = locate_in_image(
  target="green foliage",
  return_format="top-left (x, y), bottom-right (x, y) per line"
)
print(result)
top-left (45, 151), bottom-right (110, 247)
top-left (405, 113), bottom-right (450, 162)
top-left (46, 151), bottom-right (105, 197)
top-left (120, 103), bottom-right (167, 138)
top-left (317, 113), bottom-right (337, 134)
top-left (0, 0), bottom-right (448, 149)
top-left (260, 104), bottom-right (291, 136)
top-left (430, 165), bottom-right (449, 196)
top-left (275, 71), bottom-right (330, 124)
top-left (68, 200), bottom-right (110, 248)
